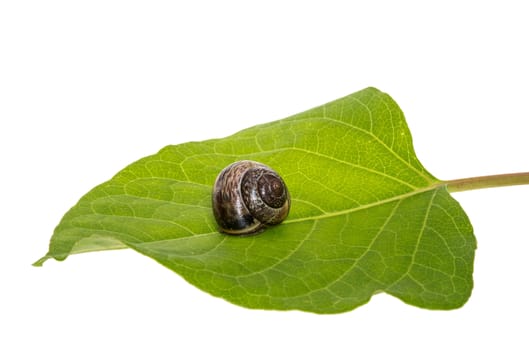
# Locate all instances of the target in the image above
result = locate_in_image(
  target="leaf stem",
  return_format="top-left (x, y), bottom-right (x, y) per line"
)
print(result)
top-left (444, 172), bottom-right (529, 193)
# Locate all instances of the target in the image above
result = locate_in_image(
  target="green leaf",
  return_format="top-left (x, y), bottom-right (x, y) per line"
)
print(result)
top-left (35, 87), bottom-right (476, 314)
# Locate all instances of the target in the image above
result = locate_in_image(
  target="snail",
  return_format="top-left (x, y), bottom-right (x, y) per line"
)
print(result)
top-left (212, 160), bottom-right (291, 235)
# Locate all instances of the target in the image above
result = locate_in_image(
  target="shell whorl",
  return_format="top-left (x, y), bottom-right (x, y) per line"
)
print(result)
top-left (212, 160), bottom-right (290, 235)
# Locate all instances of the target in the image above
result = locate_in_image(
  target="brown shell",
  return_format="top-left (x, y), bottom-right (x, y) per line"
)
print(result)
top-left (212, 160), bottom-right (290, 235)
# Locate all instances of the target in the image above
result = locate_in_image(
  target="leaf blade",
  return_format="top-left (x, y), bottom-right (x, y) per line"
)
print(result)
top-left (36, 87), bottom-right (476, 313)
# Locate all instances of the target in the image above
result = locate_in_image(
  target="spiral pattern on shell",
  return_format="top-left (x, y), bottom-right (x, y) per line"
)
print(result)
top-left (212, 160), bottom-right (290, 235)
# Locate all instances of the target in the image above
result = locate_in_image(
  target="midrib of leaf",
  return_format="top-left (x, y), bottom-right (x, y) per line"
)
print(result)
top-left (104, 157), bottom-right (438, 247)
top-left (284, 183), bottom-right (443, 225)
top-left (131, 183), bottom-right (444, 250)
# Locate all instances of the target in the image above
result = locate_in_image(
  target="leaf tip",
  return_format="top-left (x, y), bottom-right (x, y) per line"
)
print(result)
top-left (32, 255), bottom-right (51, 267)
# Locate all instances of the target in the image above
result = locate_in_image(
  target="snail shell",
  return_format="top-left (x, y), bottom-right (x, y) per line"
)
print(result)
top-left (212, 160), bottom-right (290, 235)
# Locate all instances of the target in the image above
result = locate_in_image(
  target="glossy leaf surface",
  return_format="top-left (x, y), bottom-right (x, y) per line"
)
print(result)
top-left (36, 88), bottom-right (476, 313)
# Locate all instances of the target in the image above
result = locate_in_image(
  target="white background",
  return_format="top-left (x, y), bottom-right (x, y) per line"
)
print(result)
top-left (2, 1), bottom-right (528, 349)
